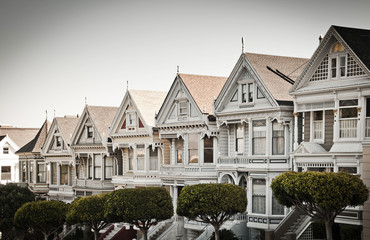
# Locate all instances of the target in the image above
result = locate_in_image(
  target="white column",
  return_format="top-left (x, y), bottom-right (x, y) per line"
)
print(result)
top-left (294, 113), bottom-right (299, 150)
top-left (213, 136), bottom-right (218, 164)
top-left (173, 185), bottom-right (178, 215)
top-left (247, 176), bottom-right (253, 213)
top-left (57, 163), bottom-right (60, 186)
top-left (248, 118), bottom-right (252, 157)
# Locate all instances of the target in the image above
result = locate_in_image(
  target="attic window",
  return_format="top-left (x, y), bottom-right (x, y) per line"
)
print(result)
top-left (3, 147), bottom-right (9, 154)
top-left (127, 113), bottom-right (136, 126)
top-left (179, 101), bottom-right (188, 116)
top-left (55, 136), bottom-right (62, 148)
top-left (87, 126), bottom-right (93, 138)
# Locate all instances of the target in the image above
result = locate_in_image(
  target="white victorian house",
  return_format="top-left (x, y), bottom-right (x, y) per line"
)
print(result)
top-left (70, 105), bottom-right (118, 197)
top-left (0, 126), bottom-right (38, 185)
top-left (214, 52), bottom-right (308, 236)
top-left (108, 90), bottom-right (167, 189)
top-left (290, 25), bottom-right (370, 229)
top-left (42, 116), bottom-right (79, 203)
top-left (155, 73), bottom-right (227, 239)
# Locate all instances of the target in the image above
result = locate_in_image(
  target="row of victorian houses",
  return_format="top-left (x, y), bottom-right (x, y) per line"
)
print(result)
top-left (2, 25), bottom-right (370, 239)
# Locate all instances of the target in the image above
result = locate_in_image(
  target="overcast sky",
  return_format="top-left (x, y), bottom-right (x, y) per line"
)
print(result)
top-left (1, 0), bottom-right (369, 128)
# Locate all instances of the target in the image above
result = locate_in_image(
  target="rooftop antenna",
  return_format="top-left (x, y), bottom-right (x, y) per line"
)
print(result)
top-left (177, 65), bottom-right (179, 73)
top-left (242, 37), bottom-right (245, 53)
top-left (45, 110), bottom-right (48, 121)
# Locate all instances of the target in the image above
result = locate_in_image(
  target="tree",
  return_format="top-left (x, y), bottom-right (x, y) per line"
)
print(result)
top-left (0, 183), bottom-right (35, 239)
top-left (14, 200), bottom-right (69, 240)
top-left (66, 193), bottom-right (111, 240)
top-left (176, 183), bottom-right (247, 240)
top-left (105, 187), bottom-right (173, 240)
top-left (271, 171), bottom-right (369, 240)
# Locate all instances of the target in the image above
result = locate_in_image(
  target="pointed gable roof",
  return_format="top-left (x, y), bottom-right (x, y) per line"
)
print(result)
top-left (333, 25), bottom-right (370, 70)
top-left (245, 53), bottom-right (308, 101)
top-left (178, 73), bottom-right (227, 115)
top-left (291, 25), bottom-right (370, 93)
top-left (129, 90), bottom-right (167, 127)
top-left (55, 116), bottom-right (80, 146)
top-left (86, 105), bottom-right (118, 138)
top-left (16, 120), bottom-right (49, 154)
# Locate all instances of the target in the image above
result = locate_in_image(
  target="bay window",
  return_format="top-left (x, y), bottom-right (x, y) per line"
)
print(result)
top-left (105, 158), bottom-right (113, 179)
top-left (37, 163), bottom-right (46, 183)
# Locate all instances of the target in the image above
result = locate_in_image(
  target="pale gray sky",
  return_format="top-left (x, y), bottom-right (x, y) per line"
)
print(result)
top-left (1, 0), bottom-right (369, 128)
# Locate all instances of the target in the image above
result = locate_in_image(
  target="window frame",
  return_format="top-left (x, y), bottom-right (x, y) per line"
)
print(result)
top-left (338, 99), bottom-right (358, 139)
top-left (311, 110), bottom-right (325, 143)
top-left (2, 147), bottom-right (9, 154)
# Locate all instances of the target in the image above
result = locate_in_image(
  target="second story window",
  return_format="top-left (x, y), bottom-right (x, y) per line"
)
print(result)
top-left (136, 145), bottom-right (145, 171)
top-left (313, 111), bottom-right (324, 141)
top-left (253, 120), bottom-right (266, 155)
top-left (272, 121), bottom-right (284, 155)
top-left (236, 124), bottom-right (244, 155)
top-left (188, 133), bottom-right (199, 163)
top-left (204, 136), bottom-right (214, 163)
top-left (339, 99), bottom-right (358, 139)
top-left (176, 138), bottom-right (183, 164)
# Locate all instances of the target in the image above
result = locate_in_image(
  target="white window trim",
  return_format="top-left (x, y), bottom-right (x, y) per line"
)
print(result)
top-left (329, 52), bottom-right (347, 80)
top-left (338, 101), bottom-right (359, 140)
top-left (310, 111), bottom-right (325, 144)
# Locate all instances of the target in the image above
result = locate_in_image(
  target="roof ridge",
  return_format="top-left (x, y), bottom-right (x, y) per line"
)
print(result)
top-left (245, 52), bottom-right (309, 60)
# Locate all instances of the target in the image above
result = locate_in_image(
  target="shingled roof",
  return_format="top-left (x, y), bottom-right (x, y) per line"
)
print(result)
top-left (333, 25), bottom-right (370, 71)
top-left (16, 120), bottom-right (49, 154)
top-left (87, 106), bottom-right (118, 138)
top-left (0, 126), bottom-right (39, 149)
top-left (178, 73), bottom-right (227, 115)
top-left (129, 90), bottom-right (167, 127)
top-left (55, 116), bottom-right (80, 146)
top-left (245, 53), bottom-right (309, 101)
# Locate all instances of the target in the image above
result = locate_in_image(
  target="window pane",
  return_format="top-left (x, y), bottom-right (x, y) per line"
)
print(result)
top-left (128, 148), bottom-right (133, 170)
top-left (51, 163), bottom-right (57, 184)
top-left (272, 121), bottom-right (284, 155)
top-left (204, 137), bottom-right (213, 163)
top-left (94, 154), bottom-right (102, 179)
top-left (60, 165), bottom-right (68, 185)
top-left (338, 167), bottom-right (357, 174)
top-left (248, 83), bottom-right (253, 102)
top-left (149, 148), bottom-right (158, 171)
top-left (37, 163), bottom-right (46, 183)
top-left (236, 124), bottom-right (244, 154)
top-left (331, 58), bottom-right (337, 78)
top-left (231, 90), bottom-right (238, 102)
top-left (137, 146), bottom-right (145, 171)
top-left (253, 131), bottom-right (266, 155)
top-left (340, 107), bottom-right (357, 118)
top-left (1, 166), bottom-right (11, 180)
top-left (176, 139), bottom-right (183, 163)
top-left (188, 134), bottom-right (198, 163)
top-left (339, 99), bottom-right (358, 107)
top-left (272, 195), bottom-right (284, 215)
top-left (252, 179), bottom-right (266, 214)
top-left (105, 158), bottom-right (113, 179)
top-left (313, 111), bottom-right (323, 120)
top-left (242, 84), bottom-right (246, 103)
top-left (340, 56), bottom-right (346, 77)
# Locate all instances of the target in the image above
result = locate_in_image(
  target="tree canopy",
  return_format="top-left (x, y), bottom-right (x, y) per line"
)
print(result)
top-left (176, 183), bottom-right (247, 240)
top-left (66, 193), bottom-right (111, 240)
top-left (271, 171), bottom-right (369, 240)
top-left (105, 187), bottom-right (173, 240)
top-left (0, 183), bottom-right (35, 240)
top-left (14, 200), bottom-right (69, 240)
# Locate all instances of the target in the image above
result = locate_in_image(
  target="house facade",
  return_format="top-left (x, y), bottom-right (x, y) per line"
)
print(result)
top-left (42, 116), bottom-right (79, 202)
top-left (214, 52), bottom-right (308, 235)
top-left (70, 105), bottom-right (118, 197)
top-left (16, 120), bottom-right (49, 199)
top-left (109, 90), bottom-right (167, 189)
top-left (290, 26), bottom-right (370, 228)
top-left (0, 125), bottom-right (38, 184)
top-left (155, 73), bottom-right (227, 238)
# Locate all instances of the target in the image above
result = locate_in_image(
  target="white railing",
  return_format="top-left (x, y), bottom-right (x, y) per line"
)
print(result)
top-left (160, 165), bottom-right (217, 176)
top-left (340, 119), bottom-right (357, 138)
top-left (218, 156), bottom-right (249, 165)
top-left (74, 179), bottom-right (114, 189)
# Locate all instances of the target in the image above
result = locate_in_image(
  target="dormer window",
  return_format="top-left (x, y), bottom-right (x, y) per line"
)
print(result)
top-left (127, 113), bottom-right (136, 127)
